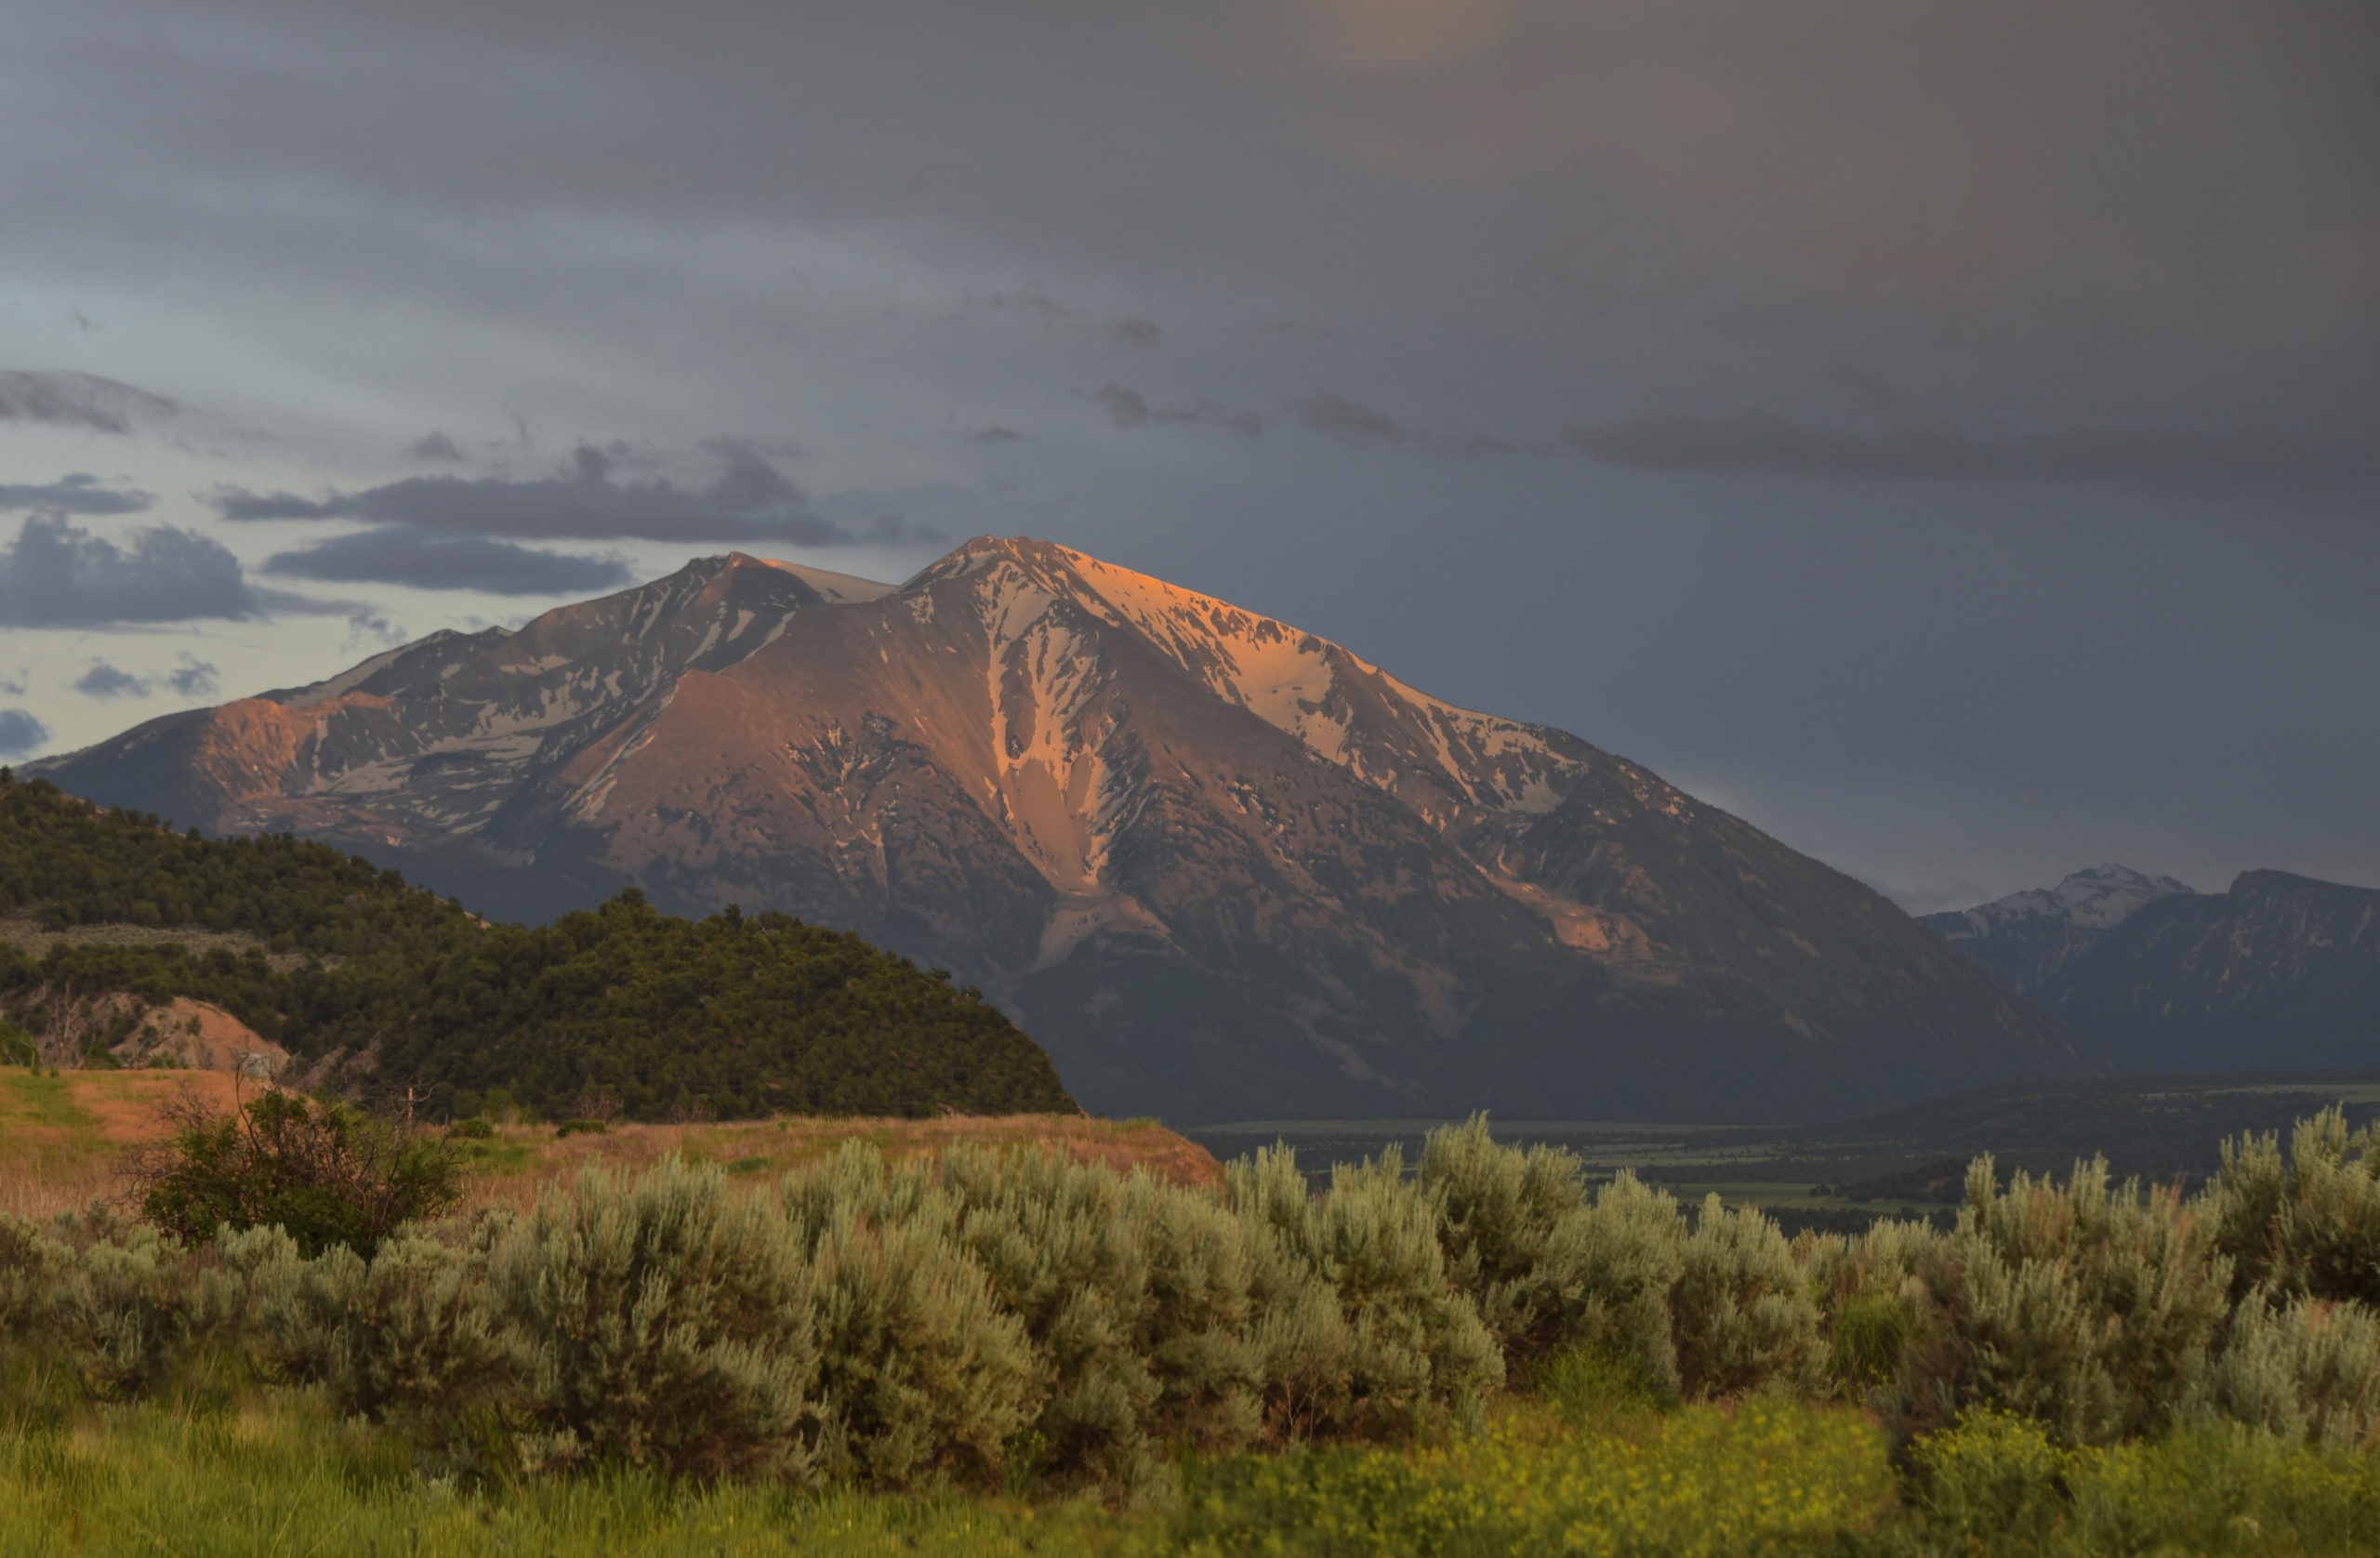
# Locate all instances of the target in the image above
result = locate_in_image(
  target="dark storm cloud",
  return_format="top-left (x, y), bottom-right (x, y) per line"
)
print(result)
top-left (0, 708), bottom-right (48, 758)
top-left (1560, 417), bottom-right (2380, 489)
top-left (211, 440), bottom-right (923, 546)
top-left (74, 662), bottom-right (148, 699)
top-left (0, 516), bottom-right (258, 626)
top-left (261, 528), bottom-right (636, 595)
top-left (0, 474), bottom-right (155, 515)
top-left (405, 431), bottom-right (466, 462)
top-left (0, 370), bottom-right (178, 434)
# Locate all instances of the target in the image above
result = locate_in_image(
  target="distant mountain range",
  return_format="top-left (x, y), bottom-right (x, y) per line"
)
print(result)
top-left (33, 538), bottom-right (2084, 1124)
top-left (1921, 865), bottom-right (2197, 994)
top-left (1924, 865), bottom-right (2378, 1072)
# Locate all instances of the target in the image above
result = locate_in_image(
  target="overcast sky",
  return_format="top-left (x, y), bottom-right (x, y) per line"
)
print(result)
top-left (3, 0), bottom-right (2375, 911)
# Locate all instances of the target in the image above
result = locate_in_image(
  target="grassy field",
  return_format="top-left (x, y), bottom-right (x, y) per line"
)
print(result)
top-left (7, 1358), bottom-right (2377, 1555)
top-left (0, 1065), bottom-right (1221, 1222)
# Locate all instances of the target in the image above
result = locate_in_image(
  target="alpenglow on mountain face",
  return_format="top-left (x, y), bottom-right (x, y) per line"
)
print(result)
top-left (33, 538), bottom-right (2084, 1123)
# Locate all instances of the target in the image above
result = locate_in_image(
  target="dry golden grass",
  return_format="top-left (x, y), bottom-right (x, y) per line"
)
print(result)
top-left (0, 1066), bottom-right (1222, 1222)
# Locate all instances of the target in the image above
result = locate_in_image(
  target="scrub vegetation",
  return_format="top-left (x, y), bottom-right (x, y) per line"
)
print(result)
top-left (0, 772), bottom-right (1074, 1120)
top-left (5, 1108), bottom-right (2380, 1552)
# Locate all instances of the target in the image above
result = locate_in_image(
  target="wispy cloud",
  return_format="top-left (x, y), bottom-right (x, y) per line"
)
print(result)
top-left (262, 528), bottom-right (636, 595)
top-left (969, 287), bottom-right (1161, 348)
top-left (404, 430), bottom-right (466, 462)
top-left (1559, 416), bottom-right (2380, 488)
top-left (211, 439), bottom-right (937, 547)
top-left (1096, 383), bottom-right (1264, 439)
top-left (0, 371), bottom-right (179, 434)
top-left (0, 474), bottom-right (156, 515)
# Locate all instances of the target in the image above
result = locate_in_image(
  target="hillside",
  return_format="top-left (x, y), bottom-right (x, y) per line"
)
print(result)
top-left (32, 538), bottom-right (2086, 1124)
top-left (0, 772), bottom-right (1075, 1120)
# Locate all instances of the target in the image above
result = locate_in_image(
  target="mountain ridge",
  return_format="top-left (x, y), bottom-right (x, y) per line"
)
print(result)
top-left (34, 536), bottom-right (2087, 1123)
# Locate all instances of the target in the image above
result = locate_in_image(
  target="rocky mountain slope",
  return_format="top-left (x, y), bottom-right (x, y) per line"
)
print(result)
top-left (33, 538), bottom-right (2085, 1121)
top-left (2021, 870), bottom-right (2380, 1072)
top-left (1920, 865), bottom-right (2196, 994)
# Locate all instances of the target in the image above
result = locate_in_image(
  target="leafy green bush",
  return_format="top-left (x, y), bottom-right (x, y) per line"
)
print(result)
top-left (125, 1089), bottom-right (464, 1259)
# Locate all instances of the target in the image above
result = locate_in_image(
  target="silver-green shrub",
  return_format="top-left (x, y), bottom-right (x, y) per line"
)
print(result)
top-left (244, 1216), bottom-right (519, 1436)
top-left (939, 1145), bottom-right (1263, 1489)
top-left (785, 1143), bottom-right (1037, 1485)
top-left (488, 1159), bottom-right (819, 1481)
top-left (0, 1212), bottom-right (62, 1344)
top-left (1899, 1156), bottom-right (2231, 1446)
top-left (1228, 1142), bottom-right (1502, 1437)
top-left (1418, 1116), bottom-right (1593, 1362)
top-left (1672, 1195), bottom-right (1823, 1398)
top-left (2206, 1106), bottom-right (2380, 1309)
top-left (45, 1225), bottom-right (218, 1400)
top-left (2197, 1290), bottom-right (2380, 1448)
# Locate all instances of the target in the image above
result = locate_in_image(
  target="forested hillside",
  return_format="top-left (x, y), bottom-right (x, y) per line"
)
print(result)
top-left (0, 772), bottom-right (1076, 1120)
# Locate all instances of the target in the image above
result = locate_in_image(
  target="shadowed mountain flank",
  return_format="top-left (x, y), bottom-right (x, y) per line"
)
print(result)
top-left (34, 539), bottom-right (2085, 1121)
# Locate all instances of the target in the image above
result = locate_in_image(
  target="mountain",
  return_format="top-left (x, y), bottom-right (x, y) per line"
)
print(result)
top-left (1919, 865), bottom-right (2196, 994)
top-left (33, 537), bottom-right (2085, 1123)
top-left (2022, 870), bottom-right (2380, 1072)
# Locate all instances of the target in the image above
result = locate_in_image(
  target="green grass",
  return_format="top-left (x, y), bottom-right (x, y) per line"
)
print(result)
top-left (0, 1071), bottom-right (96, 1136)
top-left (6, 1376), bottom-right (2379, 1556)
top-left (0, 1391), bottom-right (1122, 1557)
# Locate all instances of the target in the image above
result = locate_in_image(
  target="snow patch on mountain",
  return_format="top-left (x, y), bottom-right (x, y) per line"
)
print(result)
top-left (1931, 865), bottom-right (2196, 942)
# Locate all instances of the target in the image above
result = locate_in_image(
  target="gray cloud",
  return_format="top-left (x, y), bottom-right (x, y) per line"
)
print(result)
top-left (1559, 416), bottom-right (2380, 488)
top-left (343, 608), bottom-right (409, 650)
top-left (262, 527), bottom-right (637, 596)
top-left (74, 662), bottom-right (148, 699)
top-left (1095, 384), bottom-right (1149, 429)
top-left (1097, 384), bottom-right (1264, 439)
top-left (970, 287), bottom-right (1162, 348)
top-left (0, 516), bottom-right (258, 627)
top-left (405, 430), bottom-right (465, 461)
top-left (1289, 392), bottom-right (1537, 458)
top-left (166, 655), bottom-right (219, 697)
top-left (211, 440), bottom-right (922, 546)
top-left (969, 426), bottom-right (1029, 444)
top-left (0, 370), bottom-right (178, 434)
top-left (0, 708), bottom-right (47, 758)
top-left (0, 474), bottom-right (155, 515)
